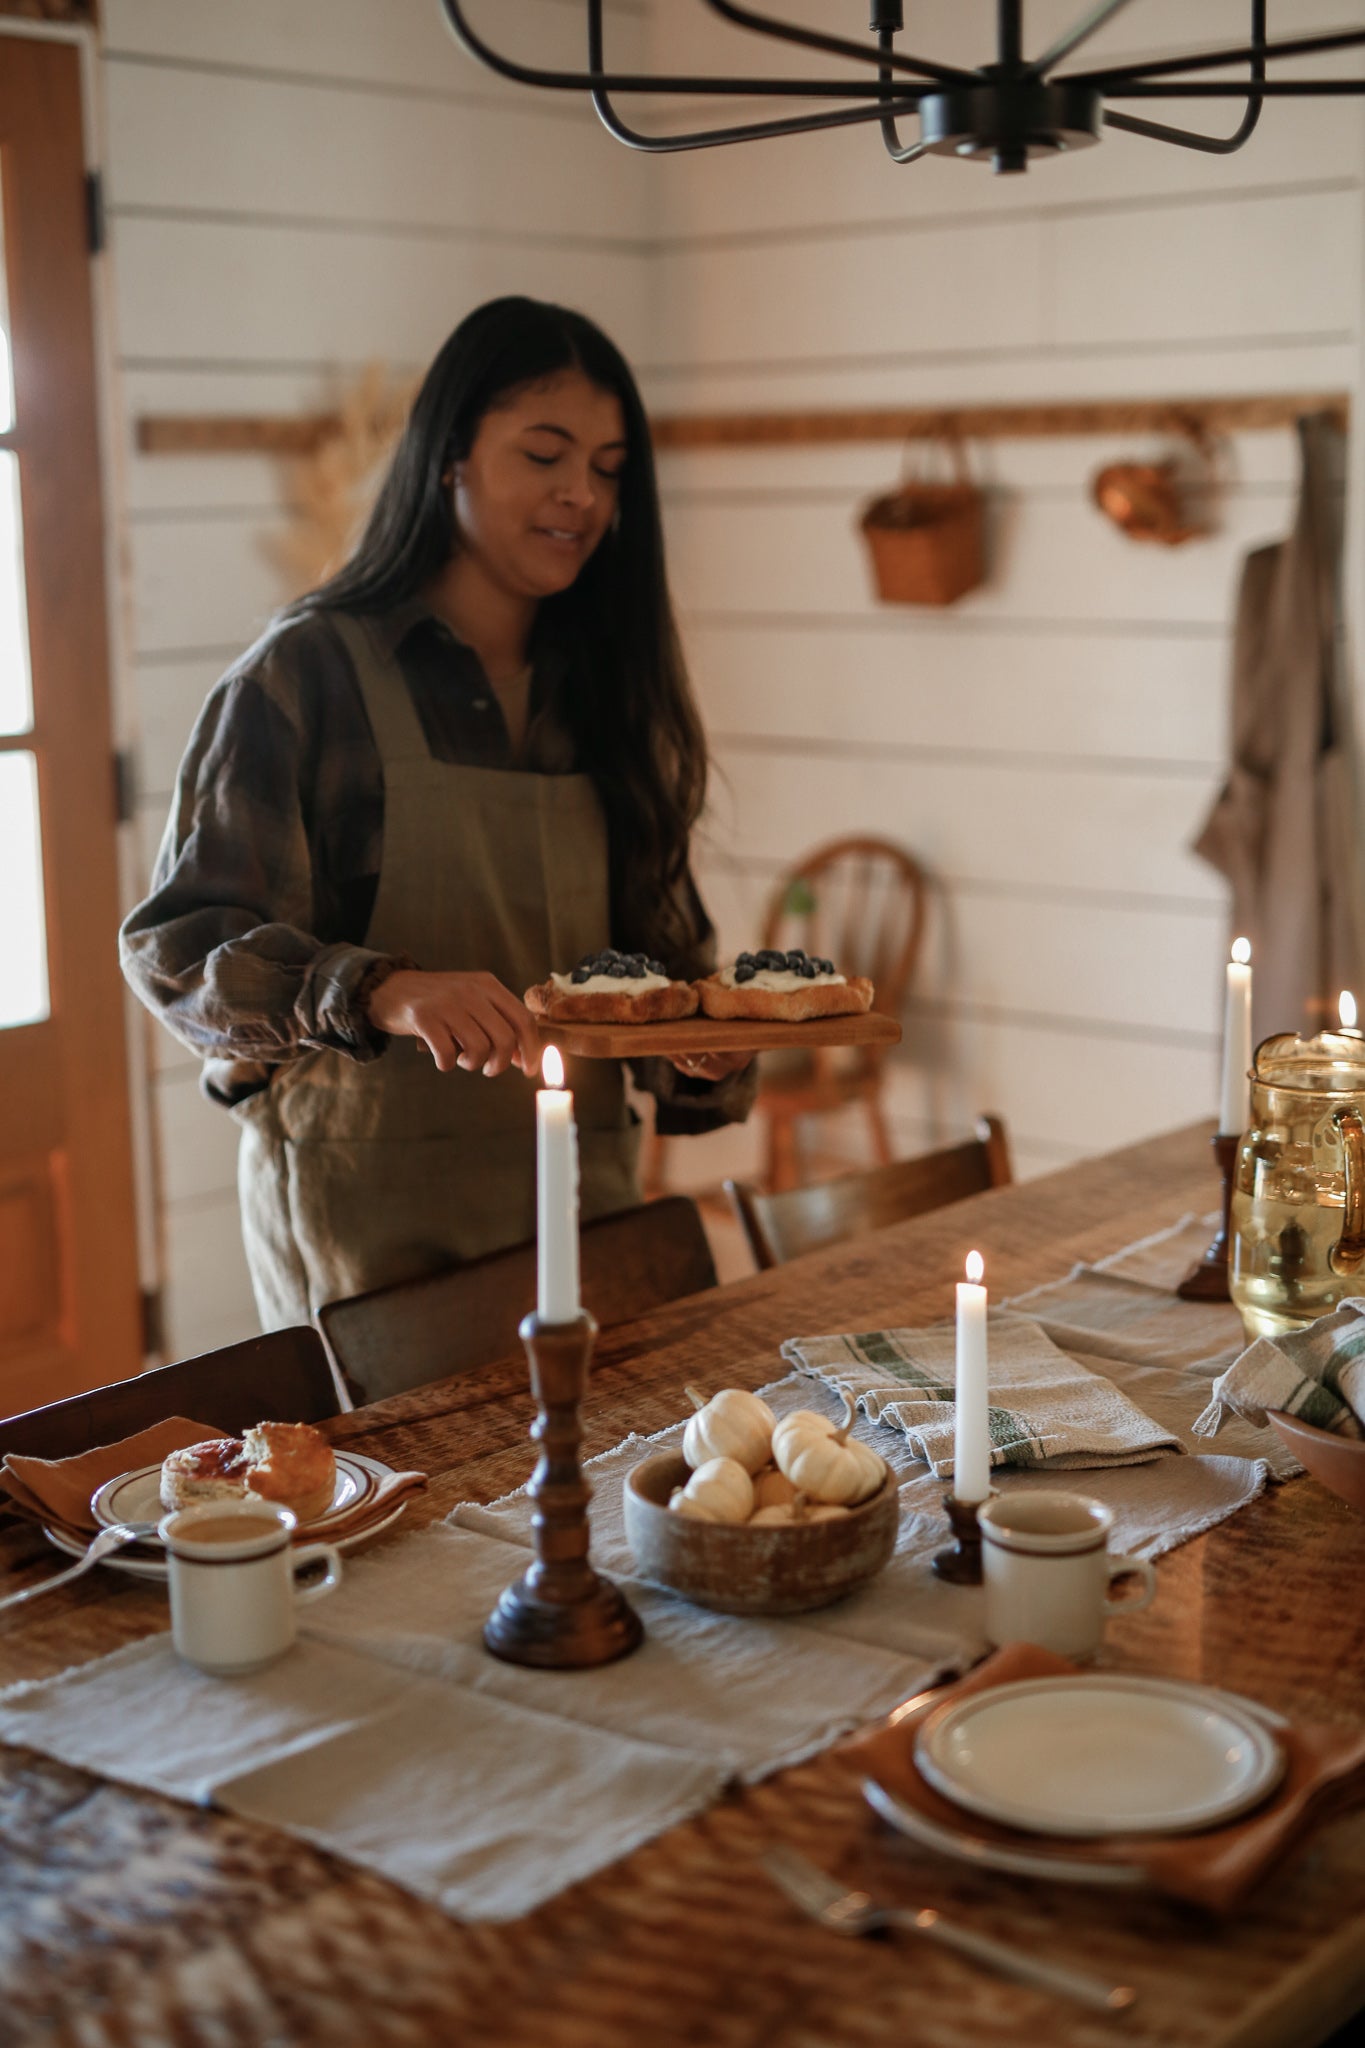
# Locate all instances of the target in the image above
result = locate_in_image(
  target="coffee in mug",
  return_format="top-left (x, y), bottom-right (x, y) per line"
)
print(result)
top-left (159, 1499), bottom-right (343, 1676)
top-left (977, 1490), bottom-right (1156, 1661)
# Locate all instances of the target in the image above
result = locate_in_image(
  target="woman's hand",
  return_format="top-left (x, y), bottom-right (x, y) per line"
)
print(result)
top-left (669, 1051), bottom-right (754, 1085)
top-left (368, 969), bottom-right (541, 1078)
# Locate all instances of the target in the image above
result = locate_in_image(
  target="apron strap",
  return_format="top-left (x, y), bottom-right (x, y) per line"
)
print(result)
top-left (330, 612), bottom-right (434, 764)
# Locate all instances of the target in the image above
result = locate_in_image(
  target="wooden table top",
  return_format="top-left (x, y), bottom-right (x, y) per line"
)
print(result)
top-left (2, 1122), bottom-right (1363, 2048)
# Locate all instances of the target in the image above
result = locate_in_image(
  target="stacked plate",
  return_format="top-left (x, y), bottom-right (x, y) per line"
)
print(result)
top-left (44, 1451), bottom-right (408, 1582)
top-left (863, 1675), bottom-right (1287, 1889)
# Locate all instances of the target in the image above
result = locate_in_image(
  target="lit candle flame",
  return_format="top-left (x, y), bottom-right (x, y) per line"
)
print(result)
top-left (1231, 937), bottom-right (1251, 965)
top-left (1342, 991), bottom-right (1358, 1031)
top-left (542, 1044), bottom-right (564, 1089)
top-left (965, 1249), bottom-right (984, 1285)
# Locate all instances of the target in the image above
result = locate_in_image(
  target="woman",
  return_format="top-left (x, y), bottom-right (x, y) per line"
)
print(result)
top-left (121, 297), bottom-right (753, 1378)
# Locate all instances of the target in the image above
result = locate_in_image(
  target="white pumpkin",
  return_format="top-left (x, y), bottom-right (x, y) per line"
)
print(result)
top-left (751, 1464), bottom-right (798, 1511)
top-left (771, 1407), bottom-right (886, 1506)
top-left (749, 1493), bottom-right (850, 1527)
top-left (668, 1455), bottom-right (754, 1525)
top-left (682, 1385), bottom-right (776, 1476)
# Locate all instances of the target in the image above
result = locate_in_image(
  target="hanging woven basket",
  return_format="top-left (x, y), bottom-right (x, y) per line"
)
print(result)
top-left (858, 437), bottom-right (986, 607)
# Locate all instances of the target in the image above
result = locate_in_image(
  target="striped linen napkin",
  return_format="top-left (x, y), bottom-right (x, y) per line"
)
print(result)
top-left (780, 1311), bottom-right (1182, 1480)
top-left (1193, 1299), bottom-right (1365, 1440)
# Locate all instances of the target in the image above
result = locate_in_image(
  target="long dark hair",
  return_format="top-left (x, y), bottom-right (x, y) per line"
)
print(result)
top-left (294, 296), bottom-right (709, 969)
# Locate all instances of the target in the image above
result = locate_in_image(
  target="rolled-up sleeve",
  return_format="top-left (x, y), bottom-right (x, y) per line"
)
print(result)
top-left (120, 648), bottom-right (400, 1074)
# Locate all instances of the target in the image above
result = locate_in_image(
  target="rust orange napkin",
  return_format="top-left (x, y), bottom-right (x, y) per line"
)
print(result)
top-left (0, 1417), bottom-right (218, 1541)
top-left (318, 1468), bottom-right (427, 1542)
top-left (843, 1642), bottom-right (1365, 1913)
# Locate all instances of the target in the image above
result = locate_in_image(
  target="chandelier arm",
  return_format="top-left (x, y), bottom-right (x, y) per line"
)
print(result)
top-left (436, 0), bottom-right (921, 98)
top-left (1102, 79), bottom-right (1365, 96)
top-left (876, 27), bottom-right (931, 163)
top-left (586, 3), bottom-right (921, 152)
top-left (1026, 0), bottom-right (1135, 80)
top-left (1101, 0), bottom-right (1262, 158)
top-left (701, 0), bottom-right (974, 87)
top-left (1063, 25), bottom-right (1365, 89)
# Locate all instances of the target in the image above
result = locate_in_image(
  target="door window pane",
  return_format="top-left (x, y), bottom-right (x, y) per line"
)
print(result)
top-left (0, 453), bottom-right (31, 734)
top-left (0, 750), bottom-right (49, 1028)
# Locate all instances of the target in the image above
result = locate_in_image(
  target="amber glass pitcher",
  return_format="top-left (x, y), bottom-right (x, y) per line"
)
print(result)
top-left (1230, 1032), bottom-right (1365, 1339)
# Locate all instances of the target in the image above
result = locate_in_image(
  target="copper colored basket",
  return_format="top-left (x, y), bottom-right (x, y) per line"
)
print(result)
top-left (859, 440), bottom-right (986, 607)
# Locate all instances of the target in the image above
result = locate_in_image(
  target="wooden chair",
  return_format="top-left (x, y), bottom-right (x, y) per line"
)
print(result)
top-left (753, 836), bottom-right (927, 1190)
top-left (725, 1115), bottom-right (1013, 1271)
top-left (0, 1327), bottom-right (341, 1462)
top-left (320, 1194), bottom-right (718, 1404)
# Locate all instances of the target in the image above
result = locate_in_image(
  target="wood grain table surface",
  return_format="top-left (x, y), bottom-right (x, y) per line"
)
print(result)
top-left (2, 1122), bottom-right (1363, 2048)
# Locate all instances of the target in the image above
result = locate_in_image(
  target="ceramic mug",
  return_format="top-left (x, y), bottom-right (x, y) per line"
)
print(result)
top-left (158, 1500), bottom-right (343, 1675)
top-left (978, 1490), bottom-right (1156, 1660)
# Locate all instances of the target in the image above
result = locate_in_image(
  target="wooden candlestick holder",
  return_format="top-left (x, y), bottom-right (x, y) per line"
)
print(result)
top-left (931, 1491), bottom-right (990, 1584)
top-left (483, 1309), bottom-right (644, 1670)
top-left (1175, 1132), bottom-right (1240, 1303)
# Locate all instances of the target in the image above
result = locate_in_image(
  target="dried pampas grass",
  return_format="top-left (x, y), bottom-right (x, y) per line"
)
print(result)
top-left (268, 364), bottom-right (420, 595)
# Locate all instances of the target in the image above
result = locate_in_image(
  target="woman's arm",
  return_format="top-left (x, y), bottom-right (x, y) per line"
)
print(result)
top-left (120, 648), bottom-right (402, 1068)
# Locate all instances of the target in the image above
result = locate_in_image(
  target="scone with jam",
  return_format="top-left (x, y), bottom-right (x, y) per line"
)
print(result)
top-left (696, 948), bottom-right (874, 1021)
top-left (526, 948), bottom-right (700, 1023)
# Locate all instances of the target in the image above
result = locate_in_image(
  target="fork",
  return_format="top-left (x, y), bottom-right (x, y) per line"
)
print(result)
top-left (762, 1845), bottom-right (1136, 2013)
top-left (0, 1523), bottom-right (158, 1613)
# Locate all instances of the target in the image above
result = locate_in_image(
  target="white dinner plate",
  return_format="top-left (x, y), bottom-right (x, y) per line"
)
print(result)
top-left (862, 1775), bottom-right (1147, 1889)
top-left (913, 1676), bottom-right (1285, 1838)
top-left (42, 1451), bottom-right (406, 1582)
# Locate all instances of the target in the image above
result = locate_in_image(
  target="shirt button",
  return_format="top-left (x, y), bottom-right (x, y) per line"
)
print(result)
top-left (472, 697), bottom-right (489, 710)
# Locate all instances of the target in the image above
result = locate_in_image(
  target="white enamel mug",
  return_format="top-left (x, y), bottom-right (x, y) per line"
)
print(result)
top-left (159, 1500), bottom-right (342, 1675)
top-left (978, 1491), bottom-right (1156, 1661)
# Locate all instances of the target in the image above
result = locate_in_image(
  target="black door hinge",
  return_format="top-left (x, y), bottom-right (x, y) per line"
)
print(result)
top-left (85, 169), bottom-right (106, 255)
top-left (113, 747), bottom-right (136, 825)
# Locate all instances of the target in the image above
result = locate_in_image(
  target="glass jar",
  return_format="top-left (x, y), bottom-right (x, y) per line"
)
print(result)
top-left (1230, 1031), bottom-right (1365, 1340)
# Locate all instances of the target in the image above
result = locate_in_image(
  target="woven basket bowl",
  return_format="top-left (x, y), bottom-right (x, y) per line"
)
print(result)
top-left (1267, 1409), bottom-right (1365, 1514)
top-left (624, 1451), bottom-right (898, 1616)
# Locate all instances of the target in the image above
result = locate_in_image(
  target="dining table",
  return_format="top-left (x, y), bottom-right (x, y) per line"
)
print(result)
top-left (1, 1119), bottom-right (1364, 2048)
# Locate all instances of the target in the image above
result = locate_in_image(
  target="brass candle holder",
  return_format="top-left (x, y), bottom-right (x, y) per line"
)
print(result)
top-left (931, 1490), bottom-right (990, 1584)
top-left (483, 1309), bottom-right (644, 1669)
top-left (1175, 1131), bottom-right (1240, 1303)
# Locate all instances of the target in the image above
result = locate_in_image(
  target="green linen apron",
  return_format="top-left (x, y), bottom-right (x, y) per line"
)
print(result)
top-left (234, 613), bottom-right (640, 1383)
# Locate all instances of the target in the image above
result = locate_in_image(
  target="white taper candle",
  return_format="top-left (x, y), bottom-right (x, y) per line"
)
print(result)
top-left (1218, 938), bottom-right (1253, 1137)
top-left (954, 1248), bottom-right (991, 1505)
top-left (536, 1045), bottom-right (580, 1322)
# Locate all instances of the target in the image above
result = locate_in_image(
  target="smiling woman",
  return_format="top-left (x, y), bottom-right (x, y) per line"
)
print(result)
top-left (120, 298), bottom-right (755, 1367)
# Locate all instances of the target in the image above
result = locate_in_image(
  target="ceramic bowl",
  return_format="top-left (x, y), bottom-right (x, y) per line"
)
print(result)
top-left (623, 1451), bottom-right (898, 1615)
top-left (1268, 1409), bottom-right (1365, 1515)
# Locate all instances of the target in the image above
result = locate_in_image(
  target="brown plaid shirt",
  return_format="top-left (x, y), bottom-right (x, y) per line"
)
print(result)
top-left (120, 600), bottom-right (753, 1133)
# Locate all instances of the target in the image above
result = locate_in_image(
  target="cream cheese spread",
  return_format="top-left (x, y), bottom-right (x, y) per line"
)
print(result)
top-left (551, 969), bottom-right (673, 995)
top-left (718, 965), bottom-right (845, 992)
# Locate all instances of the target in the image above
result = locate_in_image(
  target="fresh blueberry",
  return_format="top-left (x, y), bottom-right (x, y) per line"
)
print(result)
top-left (647, 959), bottom-right (667, 976)
top-left (799, 958), bottom-right (817, 978)
top-left (571, 966), bottom-right (591, 984)
top-left (734, 963), bottom-right (757, 982)
top-left (607, 960), bottom-right (629, 977)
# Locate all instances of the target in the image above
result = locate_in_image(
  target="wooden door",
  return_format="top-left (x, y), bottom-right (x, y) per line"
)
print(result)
top-left (0, 35), bottom-right (141, 1414)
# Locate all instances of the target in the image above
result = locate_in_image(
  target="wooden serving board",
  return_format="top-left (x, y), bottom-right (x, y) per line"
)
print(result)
top-left (536, 1010), bottom-right (901, 1059)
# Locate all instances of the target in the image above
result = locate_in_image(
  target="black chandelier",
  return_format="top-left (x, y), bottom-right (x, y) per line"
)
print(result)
top-left (439, 1), bottom-right (1365, 177)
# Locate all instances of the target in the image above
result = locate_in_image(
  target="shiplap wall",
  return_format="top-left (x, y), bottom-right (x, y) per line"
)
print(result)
top-left (635, 0), bottom-right (1365, 1195)
top-left (105, 0), bottom-right (651, 1357)
top-left (106, 0), bottom-right (1365, 1352)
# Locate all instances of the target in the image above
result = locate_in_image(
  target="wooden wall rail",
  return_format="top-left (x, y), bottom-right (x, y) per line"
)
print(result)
top-left (135, 392), bottom-right (1350, 459)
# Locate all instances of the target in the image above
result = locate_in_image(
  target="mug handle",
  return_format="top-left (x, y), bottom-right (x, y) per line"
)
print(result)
top-left (1104, 1554), bottom-right (1156, 1615)
top-left (291, 1542), bottom-right (343, 1603)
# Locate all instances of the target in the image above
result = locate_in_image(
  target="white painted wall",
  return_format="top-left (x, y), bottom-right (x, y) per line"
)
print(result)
top-left (104, 0), bottom-right (1365, 1351)
top-left (634, 0), bottom-right (1365, 1191)
top-left (104, 0), bottom-right (652, 1357)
